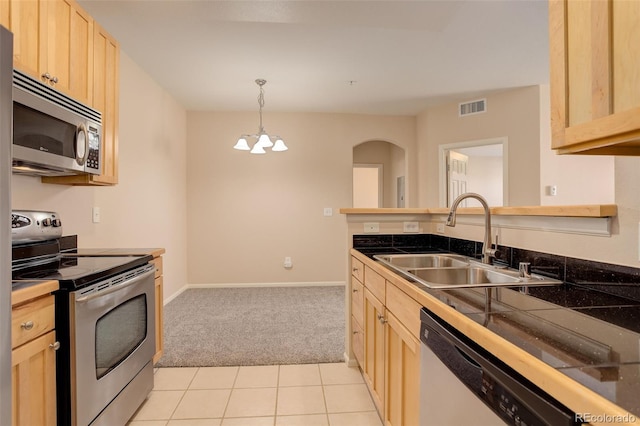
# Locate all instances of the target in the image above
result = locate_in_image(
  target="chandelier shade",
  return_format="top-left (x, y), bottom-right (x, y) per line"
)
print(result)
top-left (234, 79), bottom-right (288, 154)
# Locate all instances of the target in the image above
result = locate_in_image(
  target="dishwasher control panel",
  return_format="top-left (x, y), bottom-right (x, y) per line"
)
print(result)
top-left (482, 372), bottom-right (547, 426)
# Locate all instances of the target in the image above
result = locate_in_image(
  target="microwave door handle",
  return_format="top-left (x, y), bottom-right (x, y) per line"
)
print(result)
top-left (75, 123), bottom-right (89, 165)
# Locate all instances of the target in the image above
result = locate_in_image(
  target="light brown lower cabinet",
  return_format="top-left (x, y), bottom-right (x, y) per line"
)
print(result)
top-left (12, 331), bottom-right (57, 426)
top-left (11, 290), bottom-right (59, 426)
top-left (385, 311), bottom-right (420, 426)
top-left (352, 255), bottom-right (421, 425)
top-left (363, 287), bottom-right (386, 414)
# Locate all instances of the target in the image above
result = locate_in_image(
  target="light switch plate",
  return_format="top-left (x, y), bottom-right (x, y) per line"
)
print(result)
top-left (436, 223), bottom-right (445, 234)
top-left (92, 207), bottom-right (100, 223)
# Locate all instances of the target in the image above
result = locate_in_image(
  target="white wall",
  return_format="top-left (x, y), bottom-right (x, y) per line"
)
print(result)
top-left (417, 86), bottom-right (543, 208)
top-left (415, 85), bottom-right (640, 268)
top-left (11, 52), bottom-right (189, 300)
top-left (537, 84), bottom-right (615, 205)
top-left (186, 112), bottom-right (416, 285)
top-left (466, 156), bottom-right (502, 206)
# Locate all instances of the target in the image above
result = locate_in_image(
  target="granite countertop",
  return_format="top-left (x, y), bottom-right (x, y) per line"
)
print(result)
top-left (351, 248), bottom-right (640, 424)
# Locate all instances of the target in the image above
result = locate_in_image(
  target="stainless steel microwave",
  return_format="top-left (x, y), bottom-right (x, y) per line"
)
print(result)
top-left (12, 69), bottom-right (102, 177)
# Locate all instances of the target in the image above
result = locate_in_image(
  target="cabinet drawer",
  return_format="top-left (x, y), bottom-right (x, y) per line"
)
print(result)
top-left (150, 256), bottom-right (163, 278)
top-left (351, 256), bottom-right (364, 282)
top-left (385, 282), bottom-right (421, 339)
top-left (351, 276), bottom-right (364, 327)
top-left (364, 265), bottom-right (385, 303)
top-left (351, 315), bottom-right (364, 367)
top-left (12, 295), bottom-right (55, 349)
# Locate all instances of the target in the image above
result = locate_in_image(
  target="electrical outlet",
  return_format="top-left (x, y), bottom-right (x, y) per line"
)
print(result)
top-left (284, 257), bottom-right (293, 268)
top-left (323, 207), bottom-right (333, 217)
top-left (403, 222), bottom-right (419, 233)
top-left (548, 185), bottom-right (558, 196)
top-left (436, 223), bottom-right (445, 234)
top-left (364, 222), bottom-right (379, 233)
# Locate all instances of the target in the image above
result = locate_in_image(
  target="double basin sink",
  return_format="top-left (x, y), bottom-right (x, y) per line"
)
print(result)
top-left (373, 253), bottom-right (563, 289)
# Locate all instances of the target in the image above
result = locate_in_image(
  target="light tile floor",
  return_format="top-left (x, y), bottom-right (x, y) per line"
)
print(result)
top-left (128, 363), bottom-right (383, 426)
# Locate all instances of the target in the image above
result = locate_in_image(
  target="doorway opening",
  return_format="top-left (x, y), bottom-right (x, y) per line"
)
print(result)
top-left (352, 140), bottom-right (406, 208)
top-left (353, 164), bottom-right (383, 208)
top-left (439, 137), bottom-right (508, 207)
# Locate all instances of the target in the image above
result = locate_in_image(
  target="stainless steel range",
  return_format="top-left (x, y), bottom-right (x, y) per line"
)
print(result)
top-left (12, 210), bottom-right (156, 426)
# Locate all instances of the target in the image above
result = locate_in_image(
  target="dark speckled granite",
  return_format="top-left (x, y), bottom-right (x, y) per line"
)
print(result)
top-left (354, 234), bottom-right (640, 303)
top-left (354, 233), bottom-right (640, 417)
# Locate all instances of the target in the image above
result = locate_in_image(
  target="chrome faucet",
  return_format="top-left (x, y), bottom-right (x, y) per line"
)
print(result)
top-left (446, 193), bottom-right (497, 264)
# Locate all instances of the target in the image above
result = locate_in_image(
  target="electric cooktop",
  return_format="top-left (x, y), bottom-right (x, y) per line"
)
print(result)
top-left (12, 237), bottom-right (151, 290)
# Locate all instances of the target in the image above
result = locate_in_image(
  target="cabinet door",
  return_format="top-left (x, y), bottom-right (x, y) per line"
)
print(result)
top-left (44, 0), bottom-right (93, 104)
top-left (0, 1), bottom-right (10, 28)
top-left (12, 331), bottom-right (57, 426)
top-left (550, 0), bottom-right (640, 154)
top-left (90, 21), bottom-right (119, 184)
top-left (42, 20), bottom-right (120, 186)
top-left (363, 288), bottom-right (385, 415)
top-left (4, 0), bottom-right (45, 78)
top-left (385, 311), bottom-right (420, 426)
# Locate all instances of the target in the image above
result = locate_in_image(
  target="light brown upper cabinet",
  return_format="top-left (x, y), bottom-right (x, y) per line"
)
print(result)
top-left (44, 22), bottom-right (120, 185)
top-left (3, 0), bottom-right (120, 186)
top-left (550, 0), bottom-right (640, 155)
top-left (2, 0), bottom-right (94, 105)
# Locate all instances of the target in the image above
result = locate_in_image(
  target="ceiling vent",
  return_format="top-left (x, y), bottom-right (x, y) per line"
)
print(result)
top-left (459, 98), bottom-right (487, 117)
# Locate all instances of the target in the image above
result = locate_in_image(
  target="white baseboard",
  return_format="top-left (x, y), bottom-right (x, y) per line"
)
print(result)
top-left (163, 281), bottom-right (345, 305)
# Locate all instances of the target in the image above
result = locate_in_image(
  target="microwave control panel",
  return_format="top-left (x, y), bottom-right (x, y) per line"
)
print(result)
top-left (85, 126), bottom-right (101, 174)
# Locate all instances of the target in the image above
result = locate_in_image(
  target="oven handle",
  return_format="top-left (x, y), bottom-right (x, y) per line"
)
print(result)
top-left (75, 266), bottom-right (154, 303)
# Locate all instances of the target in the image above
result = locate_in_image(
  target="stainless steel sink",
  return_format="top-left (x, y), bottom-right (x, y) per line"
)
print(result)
top-left (373, 253), bottom-right (563, 289)
top-left (373, 253), bottom-right (470, 269)
top-left (406, 267), bottom-right (522, 288)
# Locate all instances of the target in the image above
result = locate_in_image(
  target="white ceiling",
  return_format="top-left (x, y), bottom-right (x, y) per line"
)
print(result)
top-left (79, 0), bottom-right (549, 115)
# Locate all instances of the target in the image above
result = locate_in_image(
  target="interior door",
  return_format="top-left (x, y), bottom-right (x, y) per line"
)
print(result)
top-left (446, 150), bottom-right (469, 207)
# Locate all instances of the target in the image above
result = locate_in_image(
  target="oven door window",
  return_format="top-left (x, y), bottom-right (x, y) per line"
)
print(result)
top-left (95, 294), bottom-right (148, 379)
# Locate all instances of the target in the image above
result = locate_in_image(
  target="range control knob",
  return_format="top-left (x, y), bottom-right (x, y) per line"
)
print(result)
top-left (42, 218), bottom-right (52, 227)
top-left (52, 219), bottom-right (62, 227)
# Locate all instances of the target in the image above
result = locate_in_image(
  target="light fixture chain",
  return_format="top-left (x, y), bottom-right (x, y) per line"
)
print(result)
top-left (256, 79), bottom-right (266, 133)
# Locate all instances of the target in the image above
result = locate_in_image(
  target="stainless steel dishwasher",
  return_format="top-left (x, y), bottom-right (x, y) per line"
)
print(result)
top-left (419, 307), bottom-right (582, 426)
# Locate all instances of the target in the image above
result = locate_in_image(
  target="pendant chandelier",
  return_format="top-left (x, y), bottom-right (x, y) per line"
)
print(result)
top-left (233, 79), bottom-right (288, 154)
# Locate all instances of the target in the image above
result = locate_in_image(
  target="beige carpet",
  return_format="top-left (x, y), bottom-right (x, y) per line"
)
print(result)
top-left (156, 286), bottom-right (345, 367)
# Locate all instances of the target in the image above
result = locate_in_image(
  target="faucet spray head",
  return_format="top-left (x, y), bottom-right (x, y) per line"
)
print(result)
top-left (445, 211), bottom-right (456, 227)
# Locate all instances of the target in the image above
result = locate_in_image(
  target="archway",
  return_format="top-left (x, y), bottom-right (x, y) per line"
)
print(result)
top-left (353, 140), bottom-right (406, 208)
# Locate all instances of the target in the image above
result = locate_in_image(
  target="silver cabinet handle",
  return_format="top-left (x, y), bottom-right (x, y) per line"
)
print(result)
top-left (41, 73), bottom-right (58, 84)
top-left (49, 341), bottom-right (61, 351)
top-left (21, 321), bottom-right (34, 330)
